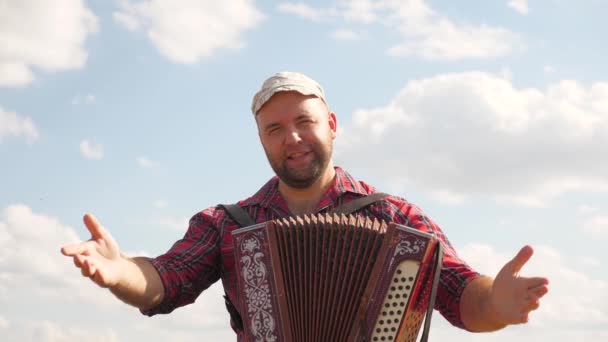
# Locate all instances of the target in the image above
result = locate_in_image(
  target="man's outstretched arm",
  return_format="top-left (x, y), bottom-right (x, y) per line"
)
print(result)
top-left (460, 245), bottom-right (549, 332)
top-left (61, 213), bottom-right (164, 311)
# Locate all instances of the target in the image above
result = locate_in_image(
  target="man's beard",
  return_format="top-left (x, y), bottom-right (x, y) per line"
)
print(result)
top-left (265, 143), bottom-right (332, 189)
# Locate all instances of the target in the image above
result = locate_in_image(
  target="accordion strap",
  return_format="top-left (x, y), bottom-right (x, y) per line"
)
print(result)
top-left (330, 192), bottom-right (389, 215)
top-left (220, 192), bottom-right (389, 226)
top-left (218, 204), bottom-right (255, 227)
top-left (420, 241), bottom-right (444, 342)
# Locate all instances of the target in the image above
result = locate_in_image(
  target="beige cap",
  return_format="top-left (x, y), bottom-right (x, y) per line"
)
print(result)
top-left (251, 71), bottom-right (327, 115)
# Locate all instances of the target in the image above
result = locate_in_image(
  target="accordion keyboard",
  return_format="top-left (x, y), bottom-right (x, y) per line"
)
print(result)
top-left (370, 260), bottom-right (419, 342)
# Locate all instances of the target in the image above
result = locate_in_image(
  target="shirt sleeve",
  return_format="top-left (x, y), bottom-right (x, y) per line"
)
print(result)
top-left (393, 200), bottom-right (481, 329)
top-left (141, 207), bottom-right (222, 316)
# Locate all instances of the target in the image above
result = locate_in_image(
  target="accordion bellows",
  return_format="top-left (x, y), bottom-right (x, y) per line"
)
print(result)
top-left (232, 214), bottom-right (440, 342)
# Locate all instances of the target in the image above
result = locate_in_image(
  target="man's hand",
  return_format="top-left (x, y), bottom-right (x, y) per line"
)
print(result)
top-left (61, 213), bottom-right (125, 288)
top-left (60, 213), bottom-right (164, 310)
top-left (490, 245), bottom-right (549, 324)
top-left (461, 245), bottom-right (549, 332)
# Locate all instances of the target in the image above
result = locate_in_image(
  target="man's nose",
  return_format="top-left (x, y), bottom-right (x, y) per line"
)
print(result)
top-left (285, 129), bottom-right (302, 144)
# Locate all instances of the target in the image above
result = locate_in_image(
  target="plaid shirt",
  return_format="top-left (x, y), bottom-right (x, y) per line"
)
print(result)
top-left (143, 167), bottom-right (479, 335)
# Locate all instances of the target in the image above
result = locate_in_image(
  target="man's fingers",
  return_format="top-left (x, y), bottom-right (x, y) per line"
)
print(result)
top-left (83, 213), bottom-right (109, 241)
top-left (506, 245), bottom-right (534, 274)
top-left (522, 298), bottom-right (540, 312)
top-left (525, 277), bottom-right (549, 288)
top-left (528, 283), bottom-right (549, 300)
top-left (62, 243), bottom-right (85, 256)
top-left (74, 254), bottom-right (86, 268)
top-left (61, 240), bottom-right (96, 257)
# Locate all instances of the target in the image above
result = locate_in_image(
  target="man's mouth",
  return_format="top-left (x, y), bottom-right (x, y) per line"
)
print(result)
top-left (288, 151), bottom-right (308, 159)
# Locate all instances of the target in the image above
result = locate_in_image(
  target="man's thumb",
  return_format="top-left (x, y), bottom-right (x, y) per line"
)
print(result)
top-left (506, 245), bottom-right (534, 274)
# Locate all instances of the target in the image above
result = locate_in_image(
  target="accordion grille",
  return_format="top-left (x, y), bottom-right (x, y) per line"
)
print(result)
top-left (273, 214), bottom-right (387, 341)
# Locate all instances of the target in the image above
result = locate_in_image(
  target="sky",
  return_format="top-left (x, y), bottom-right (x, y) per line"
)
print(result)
top-left (1, 0), bottom-right (607, 341)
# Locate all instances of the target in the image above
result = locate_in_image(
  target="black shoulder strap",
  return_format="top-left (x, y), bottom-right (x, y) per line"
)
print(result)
top-left (420, 242), bottom-right (444, 342)
top-left (218, 204), bottom-right (255, 227)
top-left (217, 203), bottom-right (252, 332)
top-left (330, 192), bottom-right (389, 215)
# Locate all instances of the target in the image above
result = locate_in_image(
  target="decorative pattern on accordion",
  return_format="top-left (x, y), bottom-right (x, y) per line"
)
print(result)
top-left (234, 226), bottom-right (282, 342)
top-left (232, 215), bottom-right (439, 342)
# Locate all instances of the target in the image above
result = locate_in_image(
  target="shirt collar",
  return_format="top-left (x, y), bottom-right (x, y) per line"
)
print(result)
top-left (240, 166), bottom-right (372, 211)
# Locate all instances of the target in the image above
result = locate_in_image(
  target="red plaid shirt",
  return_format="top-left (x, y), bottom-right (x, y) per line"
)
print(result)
top-left (143, 167), bottom-right (479, 335)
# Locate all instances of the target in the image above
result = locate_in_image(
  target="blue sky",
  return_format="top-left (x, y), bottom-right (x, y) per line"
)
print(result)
top-left (1, 0), bottom-right (607, 341)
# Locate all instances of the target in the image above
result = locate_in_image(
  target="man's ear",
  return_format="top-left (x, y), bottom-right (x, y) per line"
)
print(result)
top-left (329, 112), bottom-right (337, 139)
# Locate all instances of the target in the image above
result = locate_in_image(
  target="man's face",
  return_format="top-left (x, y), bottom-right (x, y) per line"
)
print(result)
top-left (255, 91), bottom-right (337, 189)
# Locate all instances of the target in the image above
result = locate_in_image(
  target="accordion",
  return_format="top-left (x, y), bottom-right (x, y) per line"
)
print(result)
top-left (232, 213), bottom-right (442, 342)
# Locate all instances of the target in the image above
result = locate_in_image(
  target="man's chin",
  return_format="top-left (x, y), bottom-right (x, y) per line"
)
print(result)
top-left (280, 172), bottom-right (319, 189)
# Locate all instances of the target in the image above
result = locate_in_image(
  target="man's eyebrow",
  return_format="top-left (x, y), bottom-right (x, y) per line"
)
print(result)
top-left (263, 122), bottom-right (281, 131)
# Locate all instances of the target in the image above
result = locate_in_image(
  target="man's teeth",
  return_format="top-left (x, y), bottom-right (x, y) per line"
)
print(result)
top-left (289, 152), bottom-right (307, 159)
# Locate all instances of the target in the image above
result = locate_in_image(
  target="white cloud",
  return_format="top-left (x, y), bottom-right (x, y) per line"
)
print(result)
top-left (80, 140), bottom-right (104, 160)
top-left (583, 215), bottom-right (608, 236)
top-left (381, 0), bottom-right (523, 60)
top-left (0, 0), bottom-right (98, 87)
top-left (153, 199), bottom-right (168, 209)
top-left (23, 321), bottom-right (120, 342)
top-left (113, 11), bottom-right (140, 32)
top-left (336, 72), bottom-right (608, 206)
top-left (279, 0), bottom-right (523, 60)
top-left (113, 0), bottom-right (265, 64)
top-left (578, 204), bottom-right (599, 214)
top-left (508, 0), bottom-right (529, 15)
top-left (0, 106), bottom-right (39, 144)
top-left (136, 156), bottom-right (158, 168)
top-left (0, 204), bottom-right (234, 341)
top-left (0, 205), bottom-right (112, 305)
top-left (428, 190), bottom-right (466, 205)
top-left (386, 22), bottom-right (522, 60)
top-left (544, 65), bottom-right (555, 75)
top-left (330, 28), bottom-right (363, 41)
top-left (579, 256), bottom-right (601, 268)
top-left (278, 3), bottom-right (325, 21)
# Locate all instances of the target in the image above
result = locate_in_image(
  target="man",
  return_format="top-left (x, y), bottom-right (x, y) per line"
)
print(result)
top-left (61, 71), bottom-right (549, 339)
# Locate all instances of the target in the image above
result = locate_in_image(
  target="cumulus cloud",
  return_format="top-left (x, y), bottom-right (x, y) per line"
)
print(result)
top-left (0, 205), bottom-right (109, 305)
top-left (0, 0), bottom-right (98, 87)
top-left (583, 215), bottom-right (608, 237)
top-left (80, 140), bottom-right (104, 160)
top-left (278, 2), bottom-right (326, 21)
top-left (0, 204), bottom-right (233, 341)
top-left (0, 106), bottom-right (39, 144)
top-left (278, 0), bottom-right (522, 60)
top-left (136, 156), bottom-right (158, 168)
top-left (578, 204), bottom-right (599, 214)
top-left (113, 0), bottom-right (264, 64)
top-left (21, 321), bottom-right (120, 342)
top-left (508, 0), bottom-right (529, 15)
top-left (336, 72), bottom-right (608, 206)
top-left (153, 199), bottom-right (168, 209)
